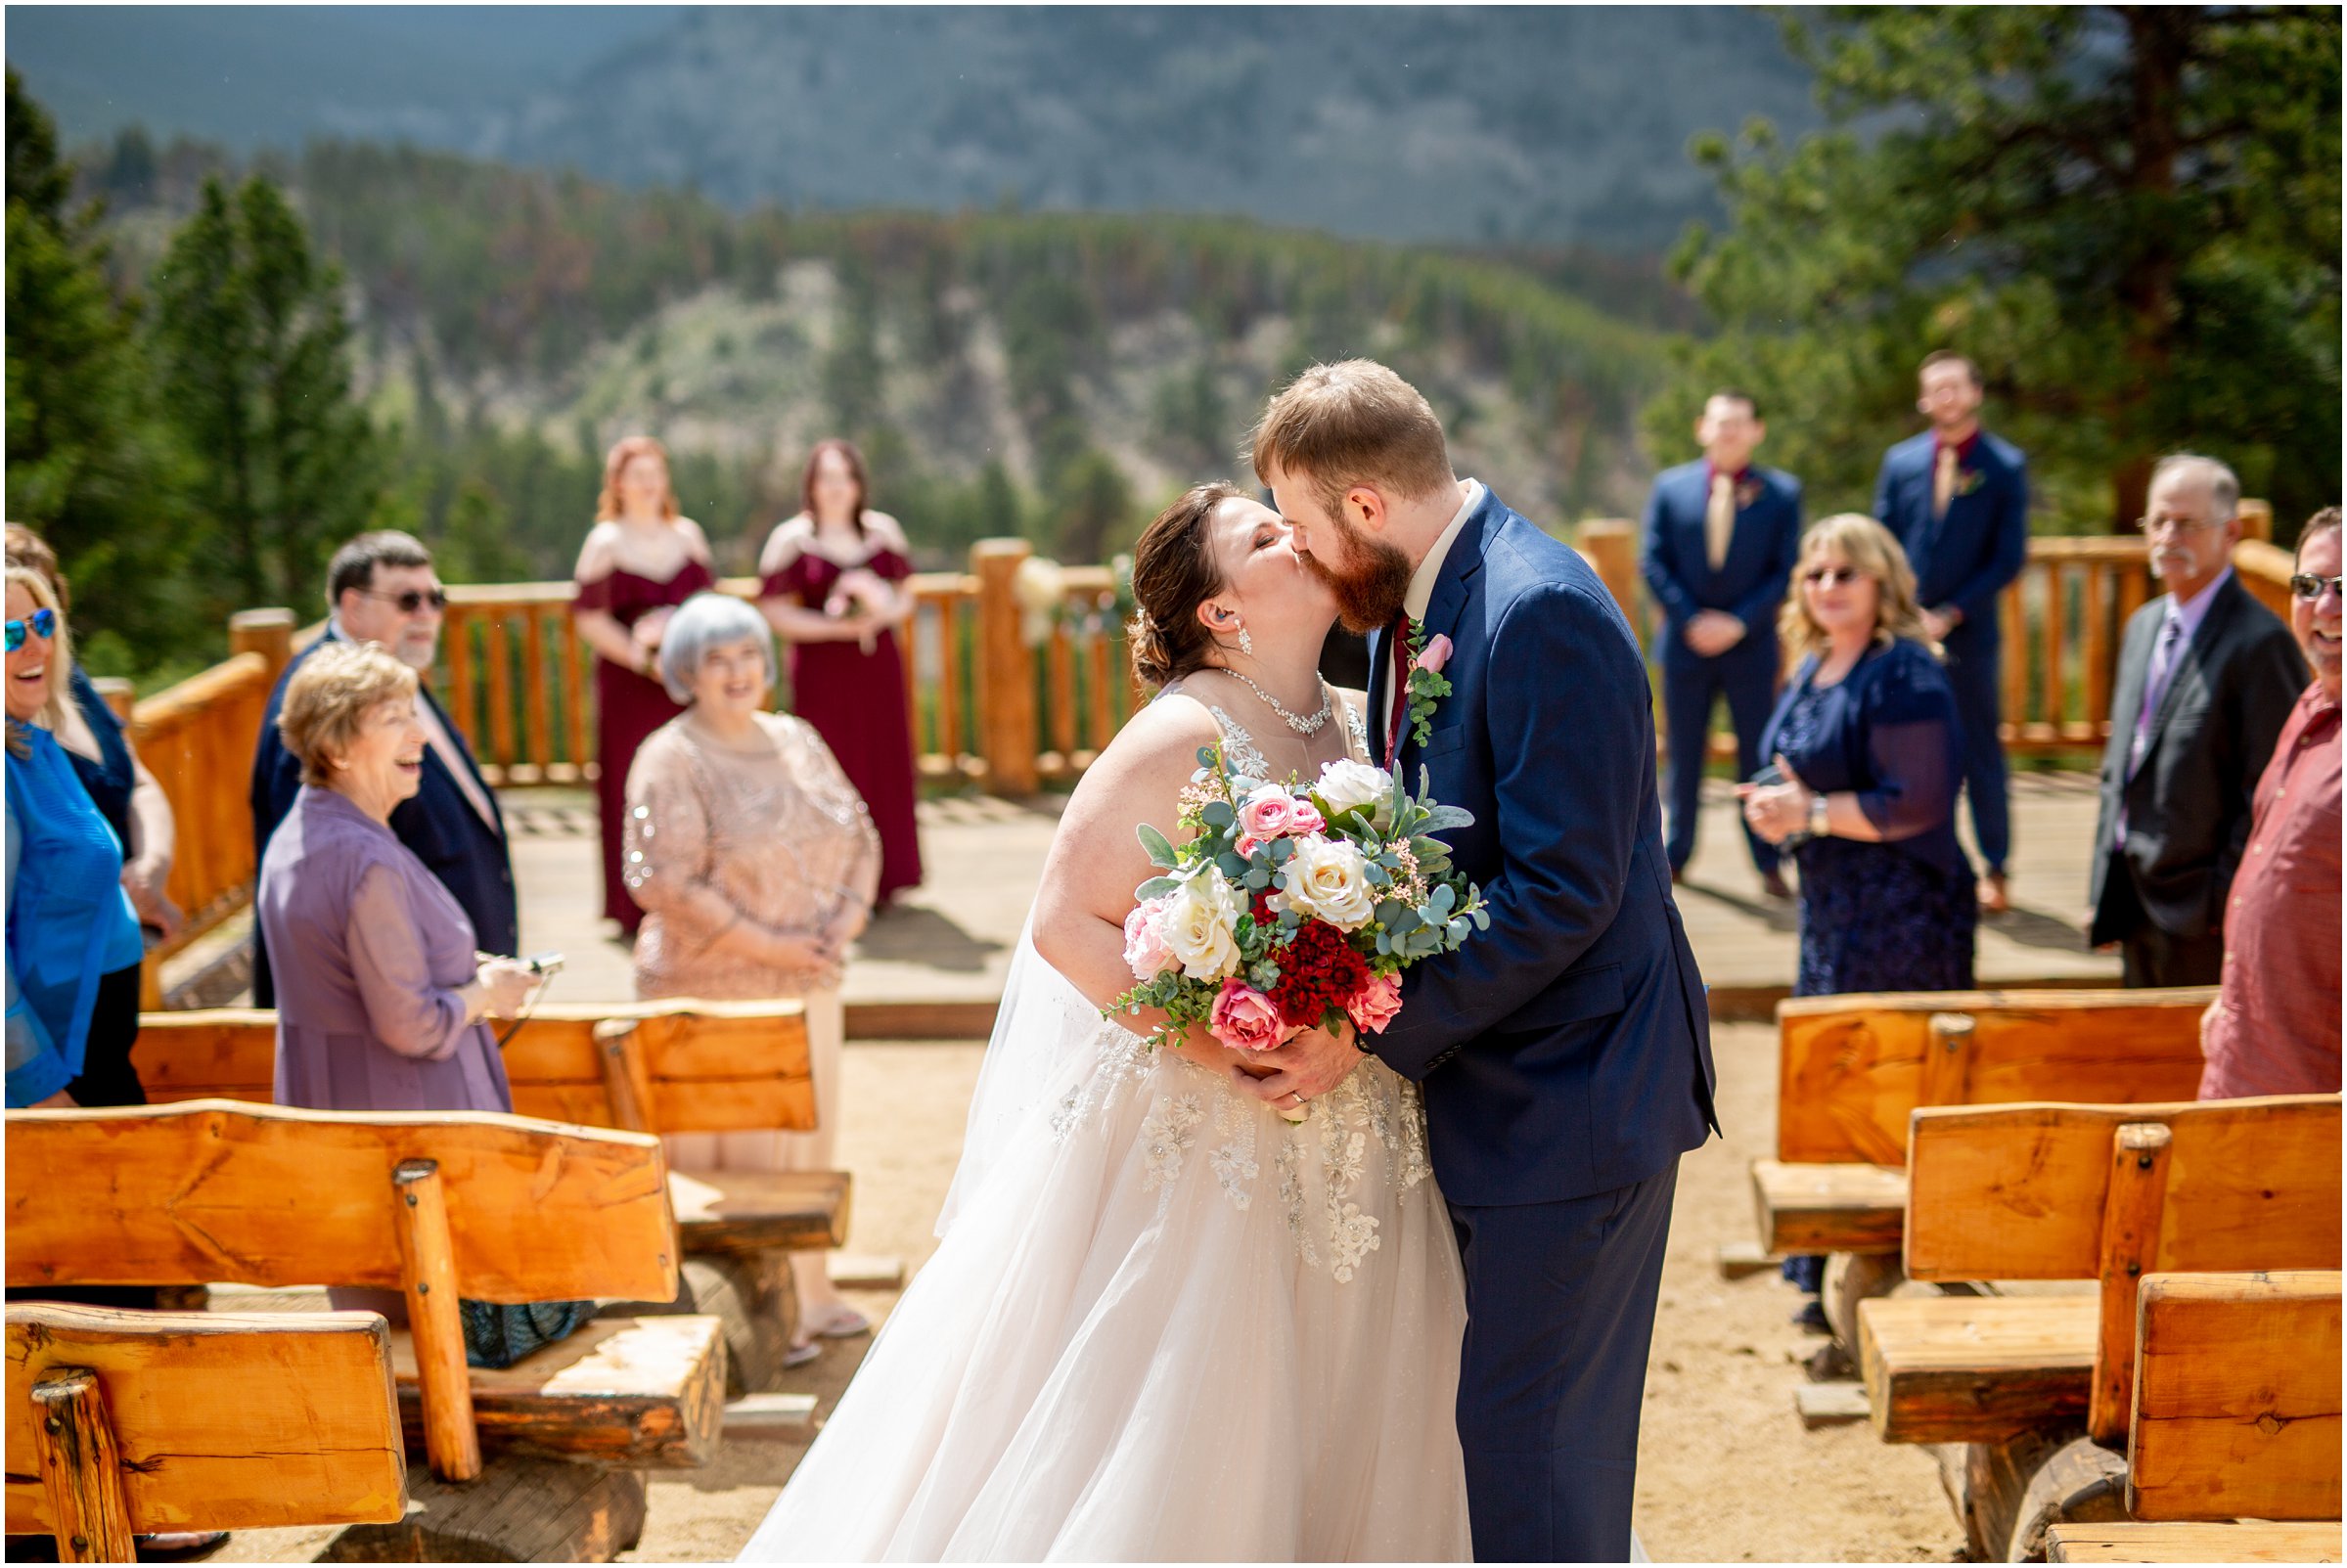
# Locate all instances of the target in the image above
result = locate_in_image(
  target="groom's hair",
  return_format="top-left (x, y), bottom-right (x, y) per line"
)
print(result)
top-left (1247, 360), bottom-right (1453, 517)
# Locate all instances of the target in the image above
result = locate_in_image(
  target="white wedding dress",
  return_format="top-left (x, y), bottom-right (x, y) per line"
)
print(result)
top-left (740, 701), bottom-right (1471, 1562)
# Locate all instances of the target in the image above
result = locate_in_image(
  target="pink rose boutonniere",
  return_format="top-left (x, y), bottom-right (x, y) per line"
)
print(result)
top-left (1404, 623), bottom-right (1455, 751)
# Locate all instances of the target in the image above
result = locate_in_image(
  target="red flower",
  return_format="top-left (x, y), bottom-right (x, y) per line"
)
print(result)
top-left (1268, 918), bottom-right (1371, 1029)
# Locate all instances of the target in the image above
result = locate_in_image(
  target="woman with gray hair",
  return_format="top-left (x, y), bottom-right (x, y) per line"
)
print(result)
top-left (623, 591), bottom-right (880, 1363)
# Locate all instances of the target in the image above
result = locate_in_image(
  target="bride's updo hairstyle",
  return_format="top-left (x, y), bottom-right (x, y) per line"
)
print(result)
top-left (1128, 481), bottom-right (1242, 689)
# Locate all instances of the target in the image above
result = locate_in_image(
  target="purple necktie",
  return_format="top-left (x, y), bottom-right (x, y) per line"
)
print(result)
top-left (2116, 616), bottom-right (2185, 849)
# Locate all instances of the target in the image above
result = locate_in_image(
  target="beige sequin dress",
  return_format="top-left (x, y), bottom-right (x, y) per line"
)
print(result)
top-left (623, 711), bottom-right (880, 1187)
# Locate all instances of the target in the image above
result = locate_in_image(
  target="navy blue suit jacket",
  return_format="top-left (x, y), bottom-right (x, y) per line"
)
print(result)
top-left (248, 628), bottom-right (519, 1006)
top-left (1640, 461), bottom-right (1803, 641)
top-left (1873, 431), bottom-right (2029, 639)
top-left (1365, 489), bottom-right (1718, 1205)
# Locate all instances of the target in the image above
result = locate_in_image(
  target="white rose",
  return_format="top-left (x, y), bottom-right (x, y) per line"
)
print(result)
top-left (1314, 758), bottom-right (1393, 825)
top-left (1274, 835), bottom-right (1377, 930)
top-left (1159, 867), bottom-right (1244, 981)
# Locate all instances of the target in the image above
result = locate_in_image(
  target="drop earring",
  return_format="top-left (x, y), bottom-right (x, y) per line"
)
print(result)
top-left (1237, 624), bottom-right (1255, 657)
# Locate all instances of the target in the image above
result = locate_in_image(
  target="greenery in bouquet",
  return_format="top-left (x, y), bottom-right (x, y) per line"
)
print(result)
top-left (1109, 743), bottom-right (1488, 1053)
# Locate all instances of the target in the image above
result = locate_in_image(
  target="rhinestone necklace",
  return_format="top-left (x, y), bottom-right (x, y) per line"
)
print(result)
top-left (1225, 670), bottom-right (1332, 736)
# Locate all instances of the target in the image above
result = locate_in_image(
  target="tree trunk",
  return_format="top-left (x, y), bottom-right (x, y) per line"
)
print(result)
top-left (2108, 7), bottom-right (2197, 532)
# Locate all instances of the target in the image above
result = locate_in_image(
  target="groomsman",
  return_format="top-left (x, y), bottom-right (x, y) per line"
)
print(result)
top-left (1641, 389), bottom-right (1802, 897)
top-left (1873, 352), bottom-right (2029, 915)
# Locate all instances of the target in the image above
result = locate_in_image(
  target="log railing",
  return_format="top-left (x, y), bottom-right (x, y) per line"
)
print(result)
top-left (111, 518), bottom-right (2302, 982)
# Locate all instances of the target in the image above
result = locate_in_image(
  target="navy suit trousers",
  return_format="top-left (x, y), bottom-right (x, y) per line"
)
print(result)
top-left (1940, 627), bottom-right (2009, 871)
top-left (1658, 637), bottom-right (1779, 875)
top-left (1450, 1159), bottom-right (1678, 1563)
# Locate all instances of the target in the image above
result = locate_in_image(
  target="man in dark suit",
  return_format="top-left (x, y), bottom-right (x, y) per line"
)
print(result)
top-left (1241, 361), bottom-right (1716, 1562)
top-left (1641, 389), bottom-right (1802, 896)
top-left (1873, 351), bottom-right (2029, 914)
top-left (249, 530), bottom-right (518, 1006)
top-left (2090, 455), bottom-right (2306, 987)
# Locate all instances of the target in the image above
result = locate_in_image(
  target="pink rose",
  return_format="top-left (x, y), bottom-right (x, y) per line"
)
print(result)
top-left (1209, 979), bottom-right (1285, 1052)
top-left (1346, 971), bottom-right (1405, 1035)
top-left (1235, 833), bottom-right (1266, 860)
top-left (1414, 633), bottom-right (1454, 675)
top-left (1235, 785), bottom-right (1302, 840)
top-left (1122, 898), bottom-right (1179, 980)
top-left (1286, 799), bottom-right (1326, 836)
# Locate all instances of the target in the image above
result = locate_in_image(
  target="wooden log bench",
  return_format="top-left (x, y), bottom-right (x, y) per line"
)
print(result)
top-left (6, 1303), bottom-right (406, 1563)
top-left (132, 1003), bottom-right (852, 1392)
top-left (2045, 1522), bottom-right (2342, 1562)
top-left (5, 1099), bottom-right (724, 1488)
top-left (1754, 988), bottom-right (2212, 1259)
top-left (1860, 1095), bottom-right (2342, 1449)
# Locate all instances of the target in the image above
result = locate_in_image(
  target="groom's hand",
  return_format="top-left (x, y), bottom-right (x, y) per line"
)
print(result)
top-left (1232, 1018), bottom-right (1360, 1107)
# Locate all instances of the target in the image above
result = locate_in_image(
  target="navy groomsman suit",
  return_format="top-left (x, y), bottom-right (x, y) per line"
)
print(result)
top-left (248, 625), bottom-right (519, 1006)
top-left (1873, 428), bottom-right (2029, 874)
top-left (1641, 460), bottom-right (1802, 876)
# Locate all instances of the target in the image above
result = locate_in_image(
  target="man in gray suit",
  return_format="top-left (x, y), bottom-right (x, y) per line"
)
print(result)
top-left (2090, 454), bottom-right (2307, 986)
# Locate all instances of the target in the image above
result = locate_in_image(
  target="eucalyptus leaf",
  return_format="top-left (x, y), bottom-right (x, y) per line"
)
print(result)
top-left (1200, 800), bottom-right (1236, 829)
top-left (1244, 866), bottom-right (1271, 890)
top-left (1446, 918), bottom-right (1470, 944)
top-left (1388, 909), bottom-right (1421, 936)
top-left (1267, 837), bottom-right (1296, 862)
top-left (1217, 853), bottom-right (1248, 879)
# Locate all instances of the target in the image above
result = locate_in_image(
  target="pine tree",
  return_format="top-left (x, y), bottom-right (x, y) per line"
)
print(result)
top-left (1664, 6), bottom-right (2342, 533)
top-left (147, 173), bottom-right (381, 607)
top-left (4, 71), bottom-right (196, 673)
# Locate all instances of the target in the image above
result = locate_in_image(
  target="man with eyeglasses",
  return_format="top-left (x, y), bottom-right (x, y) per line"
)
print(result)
top-left (1873, 350), bottom-right (2030, 916)
top-left (2197, 509), bottom-right (2341, 1098)
top-left (248, 530), bottom-right (517, 1007)
top-left (2088, 456), bottom-right (2306, 988)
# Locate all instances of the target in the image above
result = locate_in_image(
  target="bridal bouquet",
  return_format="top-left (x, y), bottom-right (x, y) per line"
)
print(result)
top-left (1110, 745), bottom-right (1489, 1077)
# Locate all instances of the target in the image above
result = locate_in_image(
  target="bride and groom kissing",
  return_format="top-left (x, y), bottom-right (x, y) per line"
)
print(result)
top-left (744, 361), bottom-right (1717, 1562)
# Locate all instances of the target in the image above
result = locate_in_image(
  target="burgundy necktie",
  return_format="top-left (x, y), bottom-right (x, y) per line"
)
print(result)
top-left (1385, 615), bottom-right (1413, 767)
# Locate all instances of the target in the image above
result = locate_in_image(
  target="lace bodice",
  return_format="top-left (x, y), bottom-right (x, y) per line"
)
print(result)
top-left (1161, 681), bottom-right (1371, 784)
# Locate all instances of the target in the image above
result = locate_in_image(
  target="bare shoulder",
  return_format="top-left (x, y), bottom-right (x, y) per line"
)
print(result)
top-left (673, 516), bottom-right (713, 561)
top-left (862, 511), bottom-right (911, 553)
top-left (573, 520), bottom-right (623, 580)
top-left (1062, 693), bottom-right (1215, 816)
top-left (759, 515), bottom-right (814, 575)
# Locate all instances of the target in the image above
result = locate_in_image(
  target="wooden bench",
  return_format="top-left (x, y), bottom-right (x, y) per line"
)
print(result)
top-left (1753, 988), bottom-right (2211, 1258)
top-left (131, 1003), bottom-right (851, 1254)
top-left (5, 1099), bottom-right (723, 1485)
top-left (2046, 1522), bottom-right (2341, 1562)
top-left (1859, 1096), bottom-right (2342, 1448)
top-left (6, 1303), bottom-right (405, 1562)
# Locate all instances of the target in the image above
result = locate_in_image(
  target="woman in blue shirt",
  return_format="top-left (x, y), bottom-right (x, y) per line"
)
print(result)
top-left (5, 567), bottom-right (145, 1109)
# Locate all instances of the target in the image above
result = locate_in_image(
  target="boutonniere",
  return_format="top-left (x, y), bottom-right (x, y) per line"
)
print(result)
top-left (1954, 468), bottom-right (1986, 499)
top-left (1404, 621), bottom-right (1454, 750)
top-left (1734, 476), bottom-right (1764, 511)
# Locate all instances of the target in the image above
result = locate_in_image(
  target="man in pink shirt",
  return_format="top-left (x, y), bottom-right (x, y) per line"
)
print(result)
top-left (2200, 508), bottom-right (2342, 1098)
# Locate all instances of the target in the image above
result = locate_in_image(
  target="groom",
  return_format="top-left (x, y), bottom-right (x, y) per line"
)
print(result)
top-left (1239, 362), bottom-right (1717, 1561)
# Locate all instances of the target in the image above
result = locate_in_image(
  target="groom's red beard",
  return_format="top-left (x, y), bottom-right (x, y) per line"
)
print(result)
top-left (1298, 522), bottom-right (1416, 634)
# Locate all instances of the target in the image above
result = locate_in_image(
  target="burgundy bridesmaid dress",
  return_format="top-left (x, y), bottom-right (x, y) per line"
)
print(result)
top-left (573, 558), bottom-right (715, 934)
top-left (763, 544), bottom-right (925, 900)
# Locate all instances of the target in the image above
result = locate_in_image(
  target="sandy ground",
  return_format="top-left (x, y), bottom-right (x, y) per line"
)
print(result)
top-left (608, 1026), bottom-right (1962, 1564)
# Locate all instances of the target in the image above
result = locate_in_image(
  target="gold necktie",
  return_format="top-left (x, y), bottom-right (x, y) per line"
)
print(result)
top-left (1932, 445), bottom-right (1959, 520)
top-left (1705, 473), bottom-right (1735, 571)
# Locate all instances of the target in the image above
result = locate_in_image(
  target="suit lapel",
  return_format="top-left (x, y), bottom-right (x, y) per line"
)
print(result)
top-left (1366, 621), bottom-right (1392, 743)
top-left (2135, 577), bottom-right (2238, 770)
top-left (421, 685), bottom-right (505, 835)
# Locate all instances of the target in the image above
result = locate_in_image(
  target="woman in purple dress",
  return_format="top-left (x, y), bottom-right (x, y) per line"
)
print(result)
top-left (573, 436), bottom-right (716, 937)
top-left (257, 642), bottom-right (584, 1365)
top-left (757, 439), bottom-right (923, 902)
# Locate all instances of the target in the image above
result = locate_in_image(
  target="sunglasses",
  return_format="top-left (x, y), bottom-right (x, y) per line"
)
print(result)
top-left (5, 606), bottom-right (57, 653)
top-left (2290, 573), bottom-right (2344, 602)
top-left (1801, 565), bottom-right (1868, 588)
top-left (357, 587), bottom-right (449, 613)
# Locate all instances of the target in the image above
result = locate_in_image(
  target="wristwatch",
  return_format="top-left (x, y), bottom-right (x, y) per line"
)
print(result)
top-left (1807, 791), bottom-right (1831, 839)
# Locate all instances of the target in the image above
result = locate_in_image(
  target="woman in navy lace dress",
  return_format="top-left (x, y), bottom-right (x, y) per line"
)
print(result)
top-left (1740, 514), bottom-right (1975, 1309)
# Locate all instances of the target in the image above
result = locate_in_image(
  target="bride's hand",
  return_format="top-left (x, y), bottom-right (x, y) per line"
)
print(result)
top-left (1231, 1018), bottom-right (1359, 1112)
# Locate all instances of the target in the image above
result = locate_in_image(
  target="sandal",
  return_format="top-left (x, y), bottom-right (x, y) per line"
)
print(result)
top-left (782, 1340), bottom-right (823, 1369)
top-left (808, 1306), bottom-right (872, 1339)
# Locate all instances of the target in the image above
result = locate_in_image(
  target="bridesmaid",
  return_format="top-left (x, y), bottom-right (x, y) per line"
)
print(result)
top-left (571, 435), bottom-right (715, 937)
top-left (757, 439), bottom-right (924, 902)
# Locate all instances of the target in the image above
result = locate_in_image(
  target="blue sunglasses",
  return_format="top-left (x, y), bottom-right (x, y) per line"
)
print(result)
top-left (5, 606), bottom-right (56, 653)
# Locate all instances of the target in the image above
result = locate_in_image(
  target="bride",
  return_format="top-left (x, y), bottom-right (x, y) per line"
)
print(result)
top-left (739, 482), bottom-right (1470, 1561)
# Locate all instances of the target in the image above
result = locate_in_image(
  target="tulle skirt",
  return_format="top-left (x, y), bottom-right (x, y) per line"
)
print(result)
top-left (739, 937), bottom-right (1470, 1562)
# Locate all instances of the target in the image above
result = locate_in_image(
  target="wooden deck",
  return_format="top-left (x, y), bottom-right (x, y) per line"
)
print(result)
top-left (492, 768), bottom-right (2119, 1025)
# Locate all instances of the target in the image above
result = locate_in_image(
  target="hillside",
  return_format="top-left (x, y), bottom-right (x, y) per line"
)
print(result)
top-left (13, 5), bottom-right (1819, 249)
top-left (85, 140), bottom-right (1671, 578)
